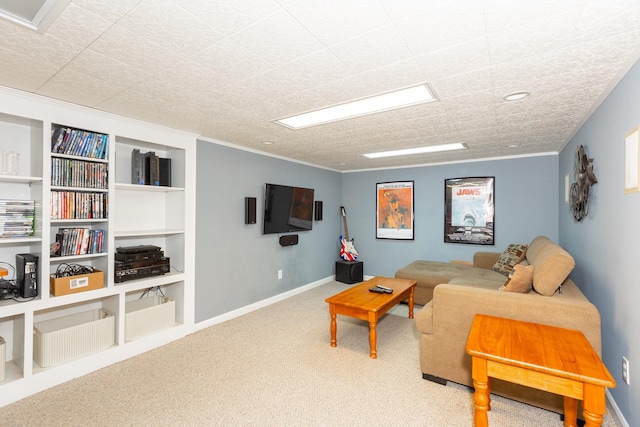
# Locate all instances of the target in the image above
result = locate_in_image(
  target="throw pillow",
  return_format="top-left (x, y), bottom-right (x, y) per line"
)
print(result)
top-left (501, 264), bottom-right (534, 293)
top-left (492, 243), bottom-right (528, 276)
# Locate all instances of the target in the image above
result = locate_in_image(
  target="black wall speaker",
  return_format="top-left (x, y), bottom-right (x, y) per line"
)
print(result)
top-left (314, 200), bottom-right (323, 221)
top-left (245, 197), bottom-right (256, 224)
top-left (279, 234), bottom-right (298, 246)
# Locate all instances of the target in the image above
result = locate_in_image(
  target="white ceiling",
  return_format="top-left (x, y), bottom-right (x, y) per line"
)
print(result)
top-left (1, 0), bottom-right (640, 171)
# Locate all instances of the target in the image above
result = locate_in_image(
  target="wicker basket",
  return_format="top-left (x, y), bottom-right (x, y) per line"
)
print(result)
top-left (33, 309), bottom-right (115, 368)
top-left (125, 296), bottom-right (175, 341)
top-left (0, 336), bottom-right (5, 382)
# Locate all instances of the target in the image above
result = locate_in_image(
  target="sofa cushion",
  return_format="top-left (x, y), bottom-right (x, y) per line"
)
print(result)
top-left (491, 243), bottom-right (528, 276)
top-left (526, 236), bottom-right (575, 296)
top-left (501, 264), bottom-right (534, 293)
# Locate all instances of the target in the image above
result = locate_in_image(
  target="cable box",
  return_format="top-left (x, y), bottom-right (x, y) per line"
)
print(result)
top-left (115, 250), bottom-right (164, 262)
top-left (116, 245), bottom-right (161, 254)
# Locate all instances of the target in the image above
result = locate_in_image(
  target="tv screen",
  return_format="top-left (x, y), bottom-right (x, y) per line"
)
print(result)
top-left (263, 183), bottom-right (315, 234)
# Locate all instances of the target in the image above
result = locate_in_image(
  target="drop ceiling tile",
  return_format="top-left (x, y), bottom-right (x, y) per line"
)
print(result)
top-left (116, 0), bottom-right (226, 57)
top-left (192, 38), bottom-right (275, 83)
top-left (231, 9), bottom-right (325, 67)
top-left (0, 47), bottom-right (59, 91)
top-left (71, 0), bottom-right (142, 22)
top-left (45, 2), bottom-right (113, 47)
top-left (431, 68), bottom-right (493, 100)
top-left (395, 7), bottom-right (485, 56)
top-left (38, 68), bottom-right (124, 107)
top-left (285, 0), bottom-right (390, 46)
top-left (88, 24), bottom-right (189, 72)
top-left (356, 58), bottom-right (426, 94)
top-left (171, 0), bottom-right (282, 36)
top-left (60, 49), bottom-right (151, 89)
top-left (415, 37), bottom-right (490, 81)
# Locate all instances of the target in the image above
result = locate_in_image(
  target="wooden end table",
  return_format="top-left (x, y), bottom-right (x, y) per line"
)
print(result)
top-left (325, 276), bottom-right (416, 359)
top-left (465, 314), bottom-right (615, 427)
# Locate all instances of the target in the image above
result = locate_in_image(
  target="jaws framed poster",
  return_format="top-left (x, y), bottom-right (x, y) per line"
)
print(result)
top-left (444, 177), bottom-right (494, 245)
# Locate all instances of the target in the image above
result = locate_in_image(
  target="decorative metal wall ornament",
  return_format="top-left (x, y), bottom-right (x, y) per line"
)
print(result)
top-left (570, 145), bottom-right (597, 221)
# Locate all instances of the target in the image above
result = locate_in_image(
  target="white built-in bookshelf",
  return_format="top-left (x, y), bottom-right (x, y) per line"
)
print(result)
top-left (0, 87), bottom-right (196, 407)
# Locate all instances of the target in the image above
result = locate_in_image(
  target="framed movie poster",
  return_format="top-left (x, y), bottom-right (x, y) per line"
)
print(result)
top-left (376, 181), bottom-right (414, 240)
top-left (444, 177), bottom-right (494, 245)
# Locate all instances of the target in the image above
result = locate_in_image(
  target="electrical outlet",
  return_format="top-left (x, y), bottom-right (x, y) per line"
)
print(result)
top-left (622, 356), bottom-right (630, 385)
top-left (277, 270), bottom-right (283, 280)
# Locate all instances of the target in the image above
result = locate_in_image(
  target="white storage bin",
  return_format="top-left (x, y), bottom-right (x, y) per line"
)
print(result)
top-left (125, 296), bottom-right (175, 341)
top-left (0, 336), bottom-right (5, 382)
top-left (33, 309), bottom-right (115, 368)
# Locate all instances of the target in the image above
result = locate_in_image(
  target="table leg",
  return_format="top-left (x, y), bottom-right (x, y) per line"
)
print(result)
top-left (471, 356), bottom-right (490, 427)
top-left (329, 305), bottom-right (337, 347)
top-left (368, 314), bottom-right (377, 359)
top-left (408, 287), bottom-right (415, 319)
top-left (562, 396), bottom-right (578, 427)
top-left (582, 383), bottom-right (606, 427)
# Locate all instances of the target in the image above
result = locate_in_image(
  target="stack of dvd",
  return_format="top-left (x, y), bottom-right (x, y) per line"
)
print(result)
top-left (0, 199), bottom-right (35, 238)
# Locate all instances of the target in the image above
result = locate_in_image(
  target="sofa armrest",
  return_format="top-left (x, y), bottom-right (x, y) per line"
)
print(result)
top-left (472, 252), bottom-right (501, 270)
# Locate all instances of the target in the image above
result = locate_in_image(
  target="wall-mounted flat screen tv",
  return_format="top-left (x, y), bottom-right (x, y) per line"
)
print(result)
top-left (263, 183), bottom-right (315, 234)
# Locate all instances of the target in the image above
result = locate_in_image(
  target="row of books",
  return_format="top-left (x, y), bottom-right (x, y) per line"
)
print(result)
top-left (0, 200), bottom-right (35, 238)
top-left (51, 157), bottom-right (108, 189)
top-left (52, 228), bottom-right (105, 257)
top-left (51, 191), bottom-right (108, 220)
top-left (51, 127), bottom-right (109, 160)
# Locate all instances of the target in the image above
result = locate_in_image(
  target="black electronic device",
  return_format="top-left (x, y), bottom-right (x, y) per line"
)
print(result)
top-left (159, 157), bottom-right (171, 187)
top-left (314, 200), bottom-right (323, 221)
top-left (144, 151), bottom-right (160, 186)
top-left (279, 234), bottom-right (298, 246)
top-left (335, 260), bottom-right (363, 284)
top-left (16, 253), bottom-right (38, 298)
top-left (131, 148), bottom-right (145, 185)
top-left (115, 250), bottom-right (164, 262)
top-left (116, 245), bottom-right (161, 254)
top-left (114, 257), bottom-right (170, 283)
top-left (245, 197), bottom-right (257, 224)
top-left (263, 183), bottom-right (314, 234)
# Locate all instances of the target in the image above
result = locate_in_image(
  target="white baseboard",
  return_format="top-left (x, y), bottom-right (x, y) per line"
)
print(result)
top-left (194, 276), bottom-right (333, 331)
top-left (606, 389), bottom-right (629, 427)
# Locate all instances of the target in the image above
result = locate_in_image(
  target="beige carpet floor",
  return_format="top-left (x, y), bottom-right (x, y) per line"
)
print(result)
top-left (0, 281), bottom-right (622, 426)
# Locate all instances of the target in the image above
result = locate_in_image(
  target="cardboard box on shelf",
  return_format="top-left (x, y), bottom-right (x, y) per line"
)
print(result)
top-left (50, 270), bottom-right (104, 296)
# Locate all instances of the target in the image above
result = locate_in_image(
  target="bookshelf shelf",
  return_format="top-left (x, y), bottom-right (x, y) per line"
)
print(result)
top-left (115, 183), bottom-right (184, 192)
top-left (0, 87), bottom-right (195, 407)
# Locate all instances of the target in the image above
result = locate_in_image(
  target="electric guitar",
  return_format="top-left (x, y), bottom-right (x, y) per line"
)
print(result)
top-left (339, 206), bottom-right (358, 261)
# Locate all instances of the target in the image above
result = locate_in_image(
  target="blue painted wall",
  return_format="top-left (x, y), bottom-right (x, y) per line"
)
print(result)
top-left (559, 59), bottom-right (640, 427)
top-left (341, 156), bottom-right (559, 278)
top-left (195, 141), bottom-right (342, 322)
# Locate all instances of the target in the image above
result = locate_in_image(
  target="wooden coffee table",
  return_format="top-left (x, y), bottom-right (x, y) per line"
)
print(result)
top-left (466, 314), bottom-right (615, 427)
top-left (325, 276), bottom-right (416, 359)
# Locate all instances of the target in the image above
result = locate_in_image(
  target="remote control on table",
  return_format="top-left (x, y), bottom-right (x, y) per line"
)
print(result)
top-left (369, 285), bottom-right (393, 294)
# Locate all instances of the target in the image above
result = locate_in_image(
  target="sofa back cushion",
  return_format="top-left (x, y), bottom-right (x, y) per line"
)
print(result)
top-left (526, 236), bottom-right (575, 296)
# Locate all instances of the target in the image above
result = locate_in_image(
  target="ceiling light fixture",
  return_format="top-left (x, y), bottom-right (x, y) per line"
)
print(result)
top-left (274, 84), bottom-right (437, 130)
top-left (362, 142), bottom-right (468, 159)
top-left (0, 0), bottom-right (70, 32)
top-left (503, 91), bottom-right (530, 101)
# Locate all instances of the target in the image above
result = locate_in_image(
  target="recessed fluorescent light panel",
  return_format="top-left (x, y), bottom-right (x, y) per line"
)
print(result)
top-left (0, 0), bottom-right (70, 32)
top-left (362, 143), bottom-right (468, 159)
top-left (274, 84), bottom-right (437, 130)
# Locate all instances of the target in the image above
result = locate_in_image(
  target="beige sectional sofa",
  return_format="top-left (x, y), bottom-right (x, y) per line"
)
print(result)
top-left (395, 236), bottom-right (602, 413)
